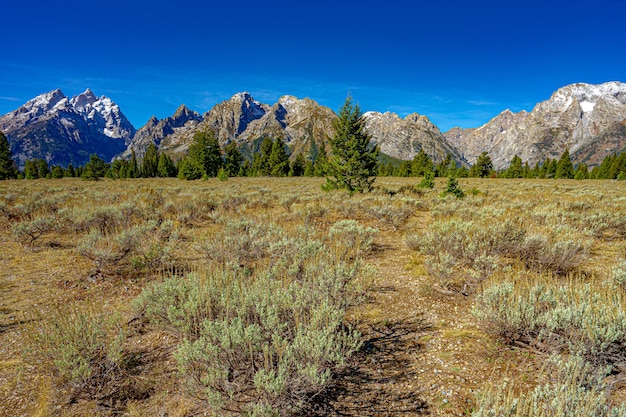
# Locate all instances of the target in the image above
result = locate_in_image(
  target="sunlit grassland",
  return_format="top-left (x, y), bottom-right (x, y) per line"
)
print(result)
top-left (1, 177), bottom-right (625, 416)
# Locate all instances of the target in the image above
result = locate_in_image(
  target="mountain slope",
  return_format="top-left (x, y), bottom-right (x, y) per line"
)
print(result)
top-left (123, 105), bottom-right (202, 158)
top-left (444, 82), bottom-right (626, 169)
top-left (130, 93), bottom-right (460, 165)
top-left (364, 111), bottom-right (465, 164)
top-left (0, 89), bottom-right (135, 168)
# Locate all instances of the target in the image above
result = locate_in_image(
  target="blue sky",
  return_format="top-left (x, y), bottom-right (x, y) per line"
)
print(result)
top-left (1, 0), bottom-right (625, 132)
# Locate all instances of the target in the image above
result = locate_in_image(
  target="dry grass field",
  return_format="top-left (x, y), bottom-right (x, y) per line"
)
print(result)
top-left (1, 176), bottom-right (626, 416)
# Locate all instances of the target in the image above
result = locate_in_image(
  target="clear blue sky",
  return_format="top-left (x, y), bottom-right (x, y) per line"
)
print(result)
top-left (1, 0), bottom-right (625, 132)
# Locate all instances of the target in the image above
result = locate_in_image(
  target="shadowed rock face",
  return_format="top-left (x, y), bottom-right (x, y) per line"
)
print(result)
top-left (444, 82), bottom-right (626, 169)
top-left (122, 105), bottom-right (203, 159)
top-left (0, 89), bottom-right (135, 168)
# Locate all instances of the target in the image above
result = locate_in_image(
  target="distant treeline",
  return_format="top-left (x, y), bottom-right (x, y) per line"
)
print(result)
top-left (1, 129), bottom-right (625, 181)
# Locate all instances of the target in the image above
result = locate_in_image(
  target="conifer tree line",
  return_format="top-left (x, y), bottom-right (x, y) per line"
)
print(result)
top-left (1, 125), bottom-right (625, 181)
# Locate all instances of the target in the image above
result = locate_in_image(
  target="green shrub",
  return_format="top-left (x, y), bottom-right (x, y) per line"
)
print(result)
top-left (440, 177), bottom-right (464, 198)
top-left (77, 222), bottom-right (155, 271)
top-left (136, 264), bottom-right (361, 416)
top-left (135, 221), bottom-right (366, 415)
top-left (328, 219), bottom-right (378, 260)
top-left (407, 219), bottom-right (525, 292)
top-left (417, 171), bottom-right (435, 189)
top-left (366, 204), bottom-right (414, 230)
top-left (473, 355), bottom-right (626, 417)
top-left (474, 280), bottom-right (626, 365)
top-left (408, 219), bottom-right (588, 292)
top-left (10, 214), bottom-right (59, 245)
top-left (613, 261), bottom-right (626, 290)
top-left (25, 305), bottom-right (127, 398)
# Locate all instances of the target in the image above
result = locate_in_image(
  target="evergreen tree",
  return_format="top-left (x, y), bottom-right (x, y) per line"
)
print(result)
top-left (51, 165), bottom-right (64, 179)
top-left (289, 153), bottom-right (306, 177)
top-left (417, 170), bottom-right (435, 188)
top-left (268, 137), bottom-right (290, 177)
top-left (239, 159), bottom-right (251, 177)
top-left (574, 162), bottom-right (588, 180)
top-left (411, 149), bottom-right (434, 177)
top-left (129, 149), bottom-right (139, 178)
top-left (187, 130), bottom-right (222, 177)
top-left (505, 155), bottom-right (523, 178)
top-left (378, 162), bottom-right (394, 177)
top-left (555, 148), bottom-right (574, 179)
top-left (470, 152), bottom-right (493, 178)
top-left (0, 131), bottom-right (16, 179)
top-left (109, 159), bottom-right (129, 179)
top-left (177, 158), bottom-right (204, 180)
top-left (157, 153), bottom-right (177, 177)
top-left (82, 154), bottom-right (108, 180)
top-left (436, 154), bottom-right (454, 177)
top-left (609, 153), bottom-right (626, 179)
top-left (65, 164), bottom-right (76, 178)
top-left (324, 96), bottom-right (379, 193)
top-left (455, 166), bottom-right (469, 178)
top-left (36, 159), bottom-right (50, 179)
top-left (142, 142), bottom-right (160, 177)
top-left (223, 142), bottom-right (244, 176)
top-left (396, 161), bottom-right (411, 177)
top-left (304, 160), bottom-right (315, 177)
top-left (313, 146), bottom-right (328, 176)
top-left (24, 160), bottom-right (38, 179)
top-left (546, 158), bottom-right (558, 178)
top-left (254, 137), bottom-right (274, 176)
top-left (442, 177), bottom-right (465, 198)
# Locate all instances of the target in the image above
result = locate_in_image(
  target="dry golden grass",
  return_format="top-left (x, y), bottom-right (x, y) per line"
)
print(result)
top-left (1, 176), bottom-right (625, 416)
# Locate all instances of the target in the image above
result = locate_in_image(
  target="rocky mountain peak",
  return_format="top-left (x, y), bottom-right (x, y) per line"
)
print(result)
top-left (172, 105), bottom-right (202, 124)
top-left (364, 111), bottom-right (463, 163)
top-left (69, 88), bottom-right (98, 110)
top-left (17, 89), bottom-right (67, 119)
top-left (0, 88), bottom-right (136, 168)
top-left (445, 81), bottom-right (626, 168)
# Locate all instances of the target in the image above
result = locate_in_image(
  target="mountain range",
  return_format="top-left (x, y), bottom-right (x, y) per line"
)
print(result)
top-left (1, 82), bottom-right (625, 170)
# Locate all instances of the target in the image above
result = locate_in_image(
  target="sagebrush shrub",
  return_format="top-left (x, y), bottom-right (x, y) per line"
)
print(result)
top-left (473, 355), bottom-right (626, 417)
top-left (328, 219), bottom-right (378, 260)
top-left (135, 222), bottom-right (366, 416)
top-left (25, 305), bottom-right (127, 398)
top-left (474, 280), bottom-right (626, 365)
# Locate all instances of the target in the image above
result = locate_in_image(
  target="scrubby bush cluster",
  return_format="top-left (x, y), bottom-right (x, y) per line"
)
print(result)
top-left (133, 219), bottom-right (371, 416)
top-left (473, 355), bottom-right (626, 417)
top-left (474, 279), bottom-right (626, 365)
top-left (407, 219), bottom-right (589, 292)
top-left (26, 305), bottom-right (127, 400)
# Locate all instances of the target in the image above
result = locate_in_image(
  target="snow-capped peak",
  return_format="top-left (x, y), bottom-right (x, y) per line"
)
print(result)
top-left (232, 92), bottom-right (253, 102)
top-left (69, 88), bottom-right (98, 111)
top-left (21, 89), bottom-right (66, 116)
top-left (547, 81), bottom-right (626, 113)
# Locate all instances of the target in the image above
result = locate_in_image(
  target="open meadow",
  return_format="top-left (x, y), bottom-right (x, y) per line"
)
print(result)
top-left (1, 177), bottom-right (626, 416)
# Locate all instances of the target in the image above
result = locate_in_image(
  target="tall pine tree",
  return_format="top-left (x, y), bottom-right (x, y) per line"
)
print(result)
top-left (0, 131), bottom-right (16, 180)
top-left (142, 142), bottom-right (160, 177)
top-left (268, 137), bottom-right (290, 177)
top-left (324, 96), bottom-right (379, 193)
top-left (555, 148), bottom-right (574, 179)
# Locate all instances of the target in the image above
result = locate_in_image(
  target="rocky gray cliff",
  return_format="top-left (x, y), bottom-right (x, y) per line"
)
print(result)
top-left (159, 93), bottom-right (337, 158)
top-left (444, 82), bottom-right (626, 169)
top-left (0, 89), bottom-right (135, 168)
top-left (123, 105), bottom-right (202, 158)
top-left (363, 111), bottom-right (465, 164)
top-left (133, 93), bottom-right (459, 165)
